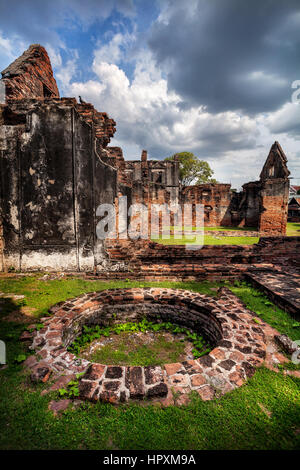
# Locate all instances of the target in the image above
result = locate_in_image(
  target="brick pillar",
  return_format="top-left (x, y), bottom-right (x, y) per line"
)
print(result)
top-left (258, 179), bottom-right (289, 235)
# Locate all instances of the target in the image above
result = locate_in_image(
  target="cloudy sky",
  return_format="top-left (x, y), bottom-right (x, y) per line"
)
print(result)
top-left (0, 0), bottom-right (299, 188)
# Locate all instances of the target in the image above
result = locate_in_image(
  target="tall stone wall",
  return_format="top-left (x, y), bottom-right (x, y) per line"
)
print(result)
top-left (75, 102), bottom-right (116, 148)
top-left (0, 99), bottom-right (118, 271)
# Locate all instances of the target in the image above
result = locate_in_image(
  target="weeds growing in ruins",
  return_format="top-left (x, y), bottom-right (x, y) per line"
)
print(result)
top-left (67, 319), bottom-right (211, 365)
top-left (230, 280), bottom-right (300, 341)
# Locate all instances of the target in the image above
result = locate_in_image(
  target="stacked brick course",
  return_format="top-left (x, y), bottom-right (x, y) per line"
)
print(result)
top-left (75, 103), bottom-right (116, 148)
top-left (105, 236), bottom-right (300, 276)
top-left (181, 184), bottom-right (233, 226)
top-left (1, 44), bottom-right (59, 100)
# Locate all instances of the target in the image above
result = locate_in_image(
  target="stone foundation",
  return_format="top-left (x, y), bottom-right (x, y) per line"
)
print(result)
top-left (24, 287), bottom-right (280, 404)
top-left (103, 236), bottom-right (300, 281)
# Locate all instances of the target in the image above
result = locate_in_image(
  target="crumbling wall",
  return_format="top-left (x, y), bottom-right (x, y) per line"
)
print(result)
top-left (181, 184), bottom-right (233, 226)
top-left (259, 180), bottom-right (289, 235)
top-left (104, 146), bottom-right (131, 186)
top-left (76, 102), bottom-right (116, 148)
top-left (0, 42), bottom-right (120, 272)
top-left (123, 151), bottom-right (179, 207)
top-left (180, 142), bottom-right (290, 233)
top-left (0, 99), bottom-right (118, 271)
top-left (258, 142), bottom-right (290, 235)
top-left (104, 236), bottom-right (300, 280)
top-left (1, 44), bottom-right (59, 100)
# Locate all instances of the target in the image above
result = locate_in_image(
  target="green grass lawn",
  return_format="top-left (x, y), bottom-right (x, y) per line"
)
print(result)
top-left (82, 331), bottom-right (188, 366)
top-left (0, 276), bottom-right (299, 450)
top-left (201, 235), bottom-right (259, 245)
top-left (152, 235), bottom-right (259, 245)
top-left (170, 223), bottom-right (300, 235)
top-left (154, 225), bottom-right (259, 245)
top-left (153, 223), bottom-right (299, 244)
top-left (287, 222), bottom-right (300, 236)
top-left (170, 225), bottom-right (257, 232)
top-left (204, 226), bottom-right (257, 232)
top-left (70, 319), bottom-right (210, 365)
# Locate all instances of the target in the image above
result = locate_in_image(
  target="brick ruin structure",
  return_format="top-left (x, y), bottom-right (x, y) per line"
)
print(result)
top-left (0, 45), bottom-right (294, 273)
top-left (1, 45), bottom-right (300, 407)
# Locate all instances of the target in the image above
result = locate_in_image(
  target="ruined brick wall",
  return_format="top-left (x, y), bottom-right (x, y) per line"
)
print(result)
top-left (259, 180), bottom-right (290, 235)
top-left (104, 236), bottom-right (300, 279)
top-left (104, 146), bottom-right (124, 168)
top-left (177, 143), bottom-right (290, 233)
top-left (180, 143), bottom-right (290, 233)
top-left (258, 142), bottom-right (290, 235)
top-left (0, 45), bottom-right (120, 272)
top-left (76, 103), bottom-right (116, 148)
top-left (121, 152), bottom-right (180, 232)
top-left (1, 44), bottom-right (59, 100)
top-left (104, 147), bottom-right (131, 186)
top-left (181, 184), bottom-right (233, 226)
top-left (0, 98), bottom-right (118, 271)
top-left (106, 236), bottom-right (300, 264)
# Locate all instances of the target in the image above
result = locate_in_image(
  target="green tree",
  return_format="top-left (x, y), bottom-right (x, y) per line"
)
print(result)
top-left (165, 152), bottom-right (217, 186)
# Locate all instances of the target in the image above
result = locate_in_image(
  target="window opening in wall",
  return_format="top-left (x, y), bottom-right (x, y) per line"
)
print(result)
top-left (268, 166), bottom-right (275, 177)
top-left (43, 83), bottom-right (52, 98)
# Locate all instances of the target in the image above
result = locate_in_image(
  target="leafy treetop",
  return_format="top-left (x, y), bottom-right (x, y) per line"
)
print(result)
top-left (165, 152), bottom-right (217, 186)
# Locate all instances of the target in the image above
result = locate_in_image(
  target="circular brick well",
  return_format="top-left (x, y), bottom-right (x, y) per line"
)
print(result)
top-left (28, 288), bottom-right (268, 404)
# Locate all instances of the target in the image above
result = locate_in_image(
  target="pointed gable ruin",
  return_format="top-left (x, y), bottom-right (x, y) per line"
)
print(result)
top-left (260, 141), bottom-right (290, 181)
top-left (1, 44), bottom-right (59, 100)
